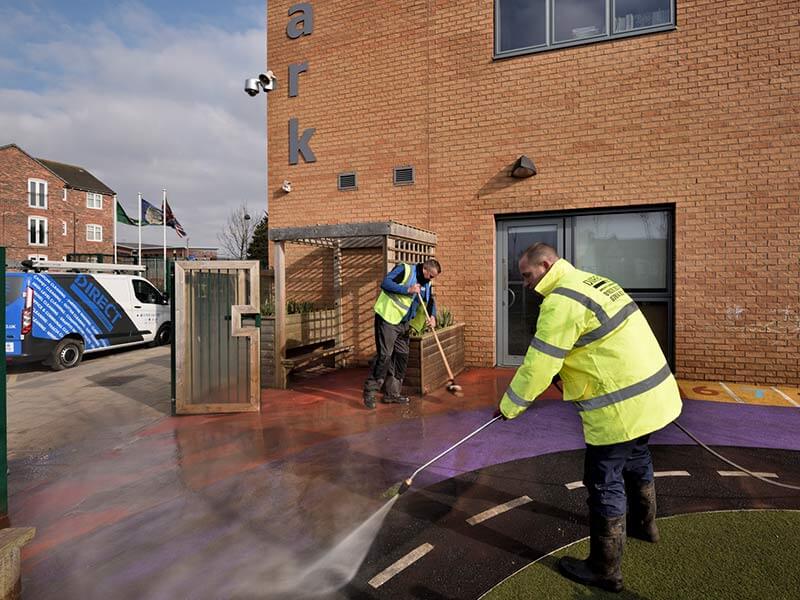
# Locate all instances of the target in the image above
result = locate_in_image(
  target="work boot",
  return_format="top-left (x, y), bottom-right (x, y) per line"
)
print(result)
top-left (627, 480), bottom-right (660, 543)
top-left (381, 395), bottom-right (410, 405)
top-left (558, 514), bottom-right (624, 593)
top-left (363, 391), bottom-right (376, 410)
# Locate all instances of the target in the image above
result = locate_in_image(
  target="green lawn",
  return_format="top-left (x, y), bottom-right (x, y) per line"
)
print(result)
top-left (483, 510), bottom-right (800, 600)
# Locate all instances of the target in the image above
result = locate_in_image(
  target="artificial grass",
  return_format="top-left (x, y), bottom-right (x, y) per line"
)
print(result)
top-left (483, 510), bottom-right (800, 600)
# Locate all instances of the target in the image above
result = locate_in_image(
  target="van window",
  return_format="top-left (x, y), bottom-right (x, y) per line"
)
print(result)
top-left (132, 279), bottom-right (163, 304)
top-left (6, 277), bottom-right (23, 305)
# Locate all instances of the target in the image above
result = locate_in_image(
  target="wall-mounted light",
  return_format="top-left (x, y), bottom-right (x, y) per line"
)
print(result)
top-left (511, 155), bottom-right (537, 178)
top-left (281, 180), bottom-right (292, 193)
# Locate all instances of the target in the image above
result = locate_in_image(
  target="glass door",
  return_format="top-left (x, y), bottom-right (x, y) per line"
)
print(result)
top-left (496, 221), bottom-right (565, 366)
top-left (496, 208), bottom-right (673, 367)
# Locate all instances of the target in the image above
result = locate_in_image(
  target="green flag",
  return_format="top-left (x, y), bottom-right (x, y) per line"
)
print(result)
top-left (116, 202), bottom-right (139, 226)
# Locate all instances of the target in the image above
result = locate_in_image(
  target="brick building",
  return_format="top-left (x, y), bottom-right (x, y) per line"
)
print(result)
top-left (0, 144), bottom-right (115, 264)
top-left (266, 1), bottom-right (799, 385)
top-left (117, 242), bottom-right (218, 261)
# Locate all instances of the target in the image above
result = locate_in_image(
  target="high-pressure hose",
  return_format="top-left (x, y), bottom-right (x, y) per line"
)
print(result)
top-left (673, 420), bottom-right (800, 491)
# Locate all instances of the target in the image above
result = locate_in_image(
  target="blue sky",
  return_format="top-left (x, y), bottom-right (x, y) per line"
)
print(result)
top-left (1, 1), bottom-right (267, 249)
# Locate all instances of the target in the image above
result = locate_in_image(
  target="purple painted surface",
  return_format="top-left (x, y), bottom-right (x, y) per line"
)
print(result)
top-left (336, 398), bottom-right (800, 490)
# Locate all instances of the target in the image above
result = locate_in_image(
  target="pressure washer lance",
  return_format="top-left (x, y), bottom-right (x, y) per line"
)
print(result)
top-left (385, 414), bottom-right (503, 498)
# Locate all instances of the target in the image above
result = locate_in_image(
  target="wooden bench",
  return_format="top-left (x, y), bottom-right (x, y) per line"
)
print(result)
top-left (281, 344), bottom-right (353, 372)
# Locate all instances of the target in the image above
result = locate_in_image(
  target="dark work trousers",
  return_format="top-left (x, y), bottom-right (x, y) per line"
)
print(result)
top-left (583, 434), bottom-right (653, 518)
top-left (364, 314), bottom-right (411, 398)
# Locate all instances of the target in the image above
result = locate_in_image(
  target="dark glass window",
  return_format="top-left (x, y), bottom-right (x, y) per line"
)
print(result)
top-left (133, 279), bottom-right (163, 304)
top-left (497, 0), bottom-right (547, 52)
top-left (554, 0), bottom-right (606, 44)
top-left (614, 0), bottom-right (671, 33)
top-left (495, 0), bottom-right (675, 57)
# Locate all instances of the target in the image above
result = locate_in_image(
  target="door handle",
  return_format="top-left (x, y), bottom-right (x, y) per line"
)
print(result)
top-left (506, 288), bottom-right (516, 308)
top-left (134, 305), bottom-right (142, 309)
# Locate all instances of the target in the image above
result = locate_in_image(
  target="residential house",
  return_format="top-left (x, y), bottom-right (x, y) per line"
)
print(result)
top-left (0, 143), bottom-right (115, 264)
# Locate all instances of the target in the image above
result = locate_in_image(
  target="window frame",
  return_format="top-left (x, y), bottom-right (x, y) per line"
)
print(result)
top-left (28, 216), bottom-right (48, 246)
top-left (132, 279), bottom-right (164, 304)
top-left (86, 223), bottom-right (103, 242)
top-left (86, 191), bottom-right (103, 209)
top-left (495, 204), bottom-right (675, 367)
top-left (28, 178), bottom-right (48, 209)
top-left (494, 0), bottom-right (676, 59)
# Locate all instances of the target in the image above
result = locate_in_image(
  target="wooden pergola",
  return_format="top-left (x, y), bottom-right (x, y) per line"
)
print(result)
top-left (268, 221), bottom-right (437, 388)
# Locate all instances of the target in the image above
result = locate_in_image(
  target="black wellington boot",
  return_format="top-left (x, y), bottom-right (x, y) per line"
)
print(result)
top-left (558, 514), bottom-right (625, 593)
top-left (627, 480), bottom-right (660, 543)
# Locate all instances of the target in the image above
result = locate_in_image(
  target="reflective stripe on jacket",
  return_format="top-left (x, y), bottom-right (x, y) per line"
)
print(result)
top-left (499, 259), bottom-right (682, 445)
top-left (374, 264), bottom-right (414, 324)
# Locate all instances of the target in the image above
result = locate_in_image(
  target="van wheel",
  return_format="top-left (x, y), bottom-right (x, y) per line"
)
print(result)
top-left (150, 324), bottom-right (171, 347)
top-left (50, 339), bottom-right (84, 371)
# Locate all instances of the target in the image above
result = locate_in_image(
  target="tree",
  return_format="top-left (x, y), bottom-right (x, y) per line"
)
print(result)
top-left (247, 213), bottom-right (269, 268)
top-left (217, 202), bottom-right (258, 259)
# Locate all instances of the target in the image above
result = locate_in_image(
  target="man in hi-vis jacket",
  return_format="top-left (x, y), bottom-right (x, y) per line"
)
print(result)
top-left (498, 243), bottom-right (681, 593)
top-left (363, 259), bottom-right (440, 409)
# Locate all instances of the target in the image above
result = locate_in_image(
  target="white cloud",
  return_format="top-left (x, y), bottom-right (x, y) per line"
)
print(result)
top-left (0, 2), bottom-right (266, 247)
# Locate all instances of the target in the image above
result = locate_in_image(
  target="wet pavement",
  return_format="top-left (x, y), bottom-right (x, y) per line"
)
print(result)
top-left (9, 362), bottom-right (800, 599)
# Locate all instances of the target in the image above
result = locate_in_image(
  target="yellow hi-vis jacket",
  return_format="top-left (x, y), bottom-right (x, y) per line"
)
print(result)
top-left (499, 259), bottom-right (682, 445)
top-left (374, 263), bottom-right (415, 325)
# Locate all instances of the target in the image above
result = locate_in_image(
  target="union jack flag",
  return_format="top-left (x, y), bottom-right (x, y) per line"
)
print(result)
top-left (164, 197), bottom-right (187, 238)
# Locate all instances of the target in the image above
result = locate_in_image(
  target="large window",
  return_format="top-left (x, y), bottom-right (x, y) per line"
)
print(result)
top-left (496, 207), bottom-right (673, 366)
top-left (28, 179), bottom-right (48, 208)
top-left (28, 216), bottom-right (48, 246)
top-left (495, 0), bottom-right (674, 58)
top-left (86, 224), bottom-right (103, 242)
top-left (87, 192), bottom-right (103, 209)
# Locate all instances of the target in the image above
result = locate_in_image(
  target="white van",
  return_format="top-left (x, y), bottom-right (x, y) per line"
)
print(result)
top-left (5, 260), bottom-right (170, 370)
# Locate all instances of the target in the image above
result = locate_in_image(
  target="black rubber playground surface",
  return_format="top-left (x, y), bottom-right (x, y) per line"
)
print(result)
top-left (345, 445), bottom-right (800, 599)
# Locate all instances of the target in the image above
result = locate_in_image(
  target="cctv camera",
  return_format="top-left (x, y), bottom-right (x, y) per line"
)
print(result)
top-left (281, 180), bottom-right (292, 193)
top-left (258, 71), bottom-right (276, 91)
top-left (244, 78), bottom-right (260, 96)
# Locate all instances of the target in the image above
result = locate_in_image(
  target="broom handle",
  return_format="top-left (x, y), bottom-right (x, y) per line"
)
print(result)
top-left (410, 415), bottom-right (502, 480)
top-left (416, 291), bottom-right (455, 381)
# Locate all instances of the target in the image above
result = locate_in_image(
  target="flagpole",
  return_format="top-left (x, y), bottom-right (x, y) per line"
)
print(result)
top-left (137, 192), bottom-right (142, 266)
top-left (113, 194), bottom-right (118, 264)
top-left (162, 188), bottom-right (167, 281)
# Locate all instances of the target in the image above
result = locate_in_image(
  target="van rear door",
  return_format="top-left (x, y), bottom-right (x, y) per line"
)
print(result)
top-left (4, 273), bottom-right (26, 356)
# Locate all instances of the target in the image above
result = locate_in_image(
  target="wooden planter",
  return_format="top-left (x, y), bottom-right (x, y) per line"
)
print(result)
top-left (260, 309), bottom-right (339, 388)
top-left (402, 323), bottom-right (465, 396)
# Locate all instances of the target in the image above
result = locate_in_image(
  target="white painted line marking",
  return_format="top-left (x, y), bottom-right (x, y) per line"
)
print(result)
top-left (719, 382), bottom-right (744, 403)
top-left (655, 470), bottom-right (691, 478)
top-left (467, 496), bottom-right (532, 526)
top-left (565, 481), bottom-right (584, 490)
top-left (368, 543), bottom-right (434, 588)
top-left (772, 387), bottom-right (800, 408)
top-left (718, 471), bottom-right (778, 478)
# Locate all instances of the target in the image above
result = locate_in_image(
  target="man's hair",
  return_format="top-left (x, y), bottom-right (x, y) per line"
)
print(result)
top-left (521, 242), bottom-right (559, 265)
top-left (423, 258), bottom-right (442, 275)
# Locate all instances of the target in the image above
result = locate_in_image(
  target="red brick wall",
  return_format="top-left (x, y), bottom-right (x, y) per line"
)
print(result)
top-left (266, 1), bottom-right (800, 385)
top-left (0, 146), bottom-right (114, 262)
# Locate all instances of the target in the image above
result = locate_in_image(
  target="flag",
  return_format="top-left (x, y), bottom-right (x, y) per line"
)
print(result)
top-left (141, 198), bottom-right (163, 225)
top-left (116, 202), bottom-right (139, 226)
top-left (164, 197), bottom-right (187, 238)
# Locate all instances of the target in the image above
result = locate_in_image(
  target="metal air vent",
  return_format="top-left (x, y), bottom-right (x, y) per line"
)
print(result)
top-left (338, 172), bottom-right (357, 191)
top-left (393, 166), bottom-right (415, 186)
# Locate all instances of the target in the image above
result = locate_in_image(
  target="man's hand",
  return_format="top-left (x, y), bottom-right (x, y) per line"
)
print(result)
top-left (426, 316), bottom-right (436, 329)
top-left (407, 283), bottom-right (422, 295)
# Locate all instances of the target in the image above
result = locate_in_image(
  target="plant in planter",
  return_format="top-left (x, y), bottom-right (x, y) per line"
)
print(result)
top-left (404, 305), bottom-right (465, 396)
